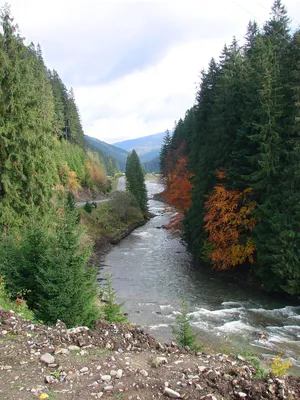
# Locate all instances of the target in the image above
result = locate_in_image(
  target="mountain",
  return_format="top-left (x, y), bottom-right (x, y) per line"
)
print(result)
top-left (84, 135), bottom-right (129, 171)
top-left (113, 132), bottom-right (167, 163)
top-left (144, 155), bottom-right (160, 173)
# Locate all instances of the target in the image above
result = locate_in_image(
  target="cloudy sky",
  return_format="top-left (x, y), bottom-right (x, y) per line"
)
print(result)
top-left (4, 0), bottom-right (300, 143)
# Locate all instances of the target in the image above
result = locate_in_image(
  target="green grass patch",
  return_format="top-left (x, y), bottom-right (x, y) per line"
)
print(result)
top-left (0, 281), bottom-right (34, 321)
top-left (80, 200), bottom-right (143, 242)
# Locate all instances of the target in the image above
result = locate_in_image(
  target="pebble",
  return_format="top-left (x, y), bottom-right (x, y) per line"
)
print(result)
top-left (163, 387), bottom-right (181, 398)
top-left (238, 393), bottom-right (247, 398)
top-left (139, 369), bottom-right (148, 377)
top-left (80, 367), bottom-right (89, 374)
top-left (152, 356), bottom-right (168, 367)
top-left (101, 374), bottom-right (112, 382)
top-left (68, 345), bottom-right (80, 351)
top-left (116, 369), bottom-right (123, 379)
top-left (40, 353), bottom-right (55, 365)
top-left (103, 385), bottom-right (113, 391)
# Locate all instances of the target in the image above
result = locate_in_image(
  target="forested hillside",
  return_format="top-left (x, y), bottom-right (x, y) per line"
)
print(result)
top-left (161, 1), bottom-right (300, 296)
top-left (84, 135), bottom-right (127, 172)
top-left (0, 7), bottom-right (110, 326)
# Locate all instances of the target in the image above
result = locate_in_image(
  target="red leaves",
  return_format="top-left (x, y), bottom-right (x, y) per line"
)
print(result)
top-left (163, 158), bottom-right (194, 233)
top-left (204, 170), bottom-right (257, 271)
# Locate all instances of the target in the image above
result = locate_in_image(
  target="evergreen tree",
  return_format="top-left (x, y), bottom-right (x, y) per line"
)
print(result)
top-left (125, 150), bottom-right (148, 215)
top-left (159, 130), bottom-right (171, 175)
top-left (35, 195), bottom-right (98, 326)
top-left (0, 6), bottom-right (58, 229)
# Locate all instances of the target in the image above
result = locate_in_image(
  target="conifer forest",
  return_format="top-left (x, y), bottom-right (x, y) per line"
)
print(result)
top-left (160, 1), bottom-right (300, 297)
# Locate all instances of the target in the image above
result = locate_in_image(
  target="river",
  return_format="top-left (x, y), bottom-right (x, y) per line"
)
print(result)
top-left (100, 179), bottom-right (300, 373)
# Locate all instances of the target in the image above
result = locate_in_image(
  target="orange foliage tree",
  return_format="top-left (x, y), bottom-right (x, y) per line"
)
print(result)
top-left (164, 158), bottom-right (194, 232)
top-left (204, 169), bottom-right (257, 270)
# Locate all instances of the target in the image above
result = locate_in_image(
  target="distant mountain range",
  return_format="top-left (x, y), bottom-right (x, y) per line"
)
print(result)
top-left (114, 132), bottom-right (166, 164)
top-left (84, 131), bottom-right (169, 172)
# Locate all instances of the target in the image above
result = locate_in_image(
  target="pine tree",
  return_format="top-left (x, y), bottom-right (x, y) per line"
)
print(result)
top-left (125, 150), bottom-right (148, 215)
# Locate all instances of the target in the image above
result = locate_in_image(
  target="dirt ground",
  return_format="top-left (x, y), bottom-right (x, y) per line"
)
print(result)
top-left (0, 308), bottom-right (299, 400)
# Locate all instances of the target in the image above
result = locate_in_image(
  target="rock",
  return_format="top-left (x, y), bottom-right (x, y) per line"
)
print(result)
top-left (77, 336), bottom-right (86, 347)
top-left (80, 367), bottom-right (89, 374)
top-left (40, 353), bottom-right (55, 365)
top-left (152, 356), bottom-right (168, 367)
top-left (68, 345), bottom-right (80, 351)
top-left (238, 393), bottom-right (247, 399)
top-left (45, 375), bottom-right (57, 384)
top-left (101, 375), bottom-right (112, 382)
top-left (67, 326), bottom-right (89, 334)
top-left (103, 385), bottom-right (113, 391)
top-left (124, 333), bottom-right (132, 339)
top-left (198, 366), bottom-right (207, 373)
top-left (163, 387), bottom-right (181, 398)
top-left (54, 347), bottom-right (69, 355)
top-left (237, 355), bottom-right (246, 362)
top-left (55, 320), bottom-right (67, 330)
top-left (139, 369), bottom-right (148, 377)
top-left (116, 369), bottom-right (123, 379)
top-left (205, 370), bottom-right (216, 380)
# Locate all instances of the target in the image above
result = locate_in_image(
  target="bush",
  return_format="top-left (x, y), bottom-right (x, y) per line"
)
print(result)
top-left (271, 356), bottom-right (292, 376)
top-left (110, 191), bottom-right (141, 223)
top-left (84, 201), bottom-right (93, 213)
top-left (0, 196), bottom-right (99, 328)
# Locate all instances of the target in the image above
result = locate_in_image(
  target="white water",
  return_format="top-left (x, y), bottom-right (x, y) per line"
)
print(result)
top-left (100, 180), bottom-right (300, 374)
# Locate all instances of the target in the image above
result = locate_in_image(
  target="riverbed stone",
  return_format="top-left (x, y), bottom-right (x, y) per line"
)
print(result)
top-left (40, 353), bottom-right (55, 365)
top-left (163, 387), bottom-right (181, 398)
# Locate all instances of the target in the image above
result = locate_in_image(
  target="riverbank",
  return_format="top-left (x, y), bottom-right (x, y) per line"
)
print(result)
top-left (80, 201), bottom-right (148, 260)
top-left (0, 308), bottom-right (299, 400)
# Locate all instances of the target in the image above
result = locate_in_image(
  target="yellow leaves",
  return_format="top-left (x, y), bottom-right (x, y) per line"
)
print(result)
top-left (204, 169), bottom-right (257, 271)
top-left (39, 394), bottom-right (49, 399)
top-left (59, 163), bottom-right (80, 191)
top-left (271, 356), bottom-right (292, 376)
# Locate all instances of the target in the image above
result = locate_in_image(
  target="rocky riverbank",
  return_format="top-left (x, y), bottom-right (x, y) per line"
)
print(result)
top-left (0, 308), bottom-right (299, 400)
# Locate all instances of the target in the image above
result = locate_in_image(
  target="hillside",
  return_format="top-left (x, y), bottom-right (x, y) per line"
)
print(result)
top-left (84, 135), bottom-right (129, 171)
top-left (114, 132), bottom-right (167, 164)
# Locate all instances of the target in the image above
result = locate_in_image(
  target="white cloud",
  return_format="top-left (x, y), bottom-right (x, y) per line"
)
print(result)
top-left (4, 0), bottom-right (300, 143)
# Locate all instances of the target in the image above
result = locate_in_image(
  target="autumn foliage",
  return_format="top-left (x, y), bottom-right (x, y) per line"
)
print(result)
top-left (204, 169), bottom-right (257, 271)
top-left (164, 158), bottom-right (194, 232)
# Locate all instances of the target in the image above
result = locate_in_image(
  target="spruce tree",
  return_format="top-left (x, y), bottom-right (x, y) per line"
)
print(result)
top-left (36, 195), bottom-right (98, 327)
top-left (159, 130), bottom-right (171, 175)
top-left (0, 6), bottom-right (58, 229)
top-left (125, 150), bottom-right (148, 215)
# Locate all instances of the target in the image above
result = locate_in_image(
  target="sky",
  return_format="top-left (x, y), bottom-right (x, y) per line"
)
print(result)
top-left (3, 0), bottom-right (300, 143)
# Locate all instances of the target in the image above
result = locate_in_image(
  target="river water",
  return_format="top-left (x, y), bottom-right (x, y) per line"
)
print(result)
top-left (100, 180), bottom-right (300, 373)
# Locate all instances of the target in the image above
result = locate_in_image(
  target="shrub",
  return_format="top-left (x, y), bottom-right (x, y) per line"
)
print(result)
top-left (271, 356), bottom-right (292, 376)
top-left (84, 201), bottom-right (93, 213)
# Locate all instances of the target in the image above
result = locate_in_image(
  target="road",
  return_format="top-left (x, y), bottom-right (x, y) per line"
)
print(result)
top-left (76, 176), bottom-right (126, 207)
top-left (116, 176), bottom-right (126, 191)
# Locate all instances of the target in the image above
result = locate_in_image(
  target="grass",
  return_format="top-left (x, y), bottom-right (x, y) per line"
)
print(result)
top-left (0, 281), bottom-right (34, 321)
top-left (239, 351), bottom-right (267, 378)
top-left (80, 200), bottom-right (143, 242)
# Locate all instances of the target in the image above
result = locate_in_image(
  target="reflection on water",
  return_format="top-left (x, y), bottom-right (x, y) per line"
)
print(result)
top-left (100, 180), bottom-right (300, 373)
